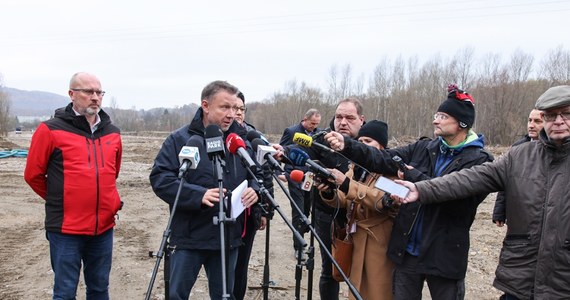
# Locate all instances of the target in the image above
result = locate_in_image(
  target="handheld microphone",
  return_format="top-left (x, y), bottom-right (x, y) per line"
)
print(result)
top-left (246, 130), bottom-right (270, 145)
top-left (312, 128), bottom-right (331, 140)
top-left (251, 138), bottom-right (283, 172)
top-left (288, 148), bottom-right (335, 181)
top-left (226, 133), bottom-right (257, 172)
top-left (292, 132), bottom-right (334, 153)
top-left (204, 125), bottom-right (225, 160)
top-left (178, 140), bottom-right (201, 173)
top-left (290, 169), bottom-right (316, 191)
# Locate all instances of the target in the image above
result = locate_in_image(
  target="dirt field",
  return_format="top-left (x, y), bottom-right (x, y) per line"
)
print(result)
top-left (0, 132), bottom-right (506, 299)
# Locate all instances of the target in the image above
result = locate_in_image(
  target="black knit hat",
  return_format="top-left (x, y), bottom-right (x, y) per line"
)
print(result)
top-left (437, 84), bottom-right (475, 128)
top-left (357, 120), bottom-right (388, 148)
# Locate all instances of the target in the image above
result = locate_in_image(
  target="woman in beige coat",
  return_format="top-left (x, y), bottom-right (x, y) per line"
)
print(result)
top-left (317, 120), bottom-right (397, 300)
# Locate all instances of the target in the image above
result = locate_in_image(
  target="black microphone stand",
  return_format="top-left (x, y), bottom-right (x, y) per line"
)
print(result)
top-left (259, 195), bottom-right (275, 300)
top-left (211, 154), bottom-right (234, 300)
top-left (244, 166), bottom-right (308, 300)
top-left (270, 173), bottom-right (312, 300)
top-left (305, 188), bottom-right (316, 300)
top-left (275, 174), bottom-right (364, 300)
top-left (145, 164), bottom-right (190, 300)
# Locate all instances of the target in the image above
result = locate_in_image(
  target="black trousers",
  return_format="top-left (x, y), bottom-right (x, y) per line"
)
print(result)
top-left (314, 208), bottom-right (339, 300)
top-left (234, 214), bottom-right (257, 300)
top-left (289, 181), bottom-right (311, 250)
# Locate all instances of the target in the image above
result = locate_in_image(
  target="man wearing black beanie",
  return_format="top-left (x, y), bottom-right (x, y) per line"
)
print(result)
top-left (325, 84), bottom-right (493, 300)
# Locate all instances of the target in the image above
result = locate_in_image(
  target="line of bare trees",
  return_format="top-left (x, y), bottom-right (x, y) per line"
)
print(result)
top-left (247, 46), bottom-right (570, 145)
top-left (3, 46), bottom-right (569, 145)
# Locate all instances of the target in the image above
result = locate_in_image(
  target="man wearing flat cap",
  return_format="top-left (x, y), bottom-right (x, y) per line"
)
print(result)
top-left (393, 85), bottom-right (570, 300)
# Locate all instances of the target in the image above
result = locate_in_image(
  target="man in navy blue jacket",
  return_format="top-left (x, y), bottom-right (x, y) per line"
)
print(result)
top-left (279, 109), bottom-right (321, 256)
top-left (149, 80), bottom-right (259, 300)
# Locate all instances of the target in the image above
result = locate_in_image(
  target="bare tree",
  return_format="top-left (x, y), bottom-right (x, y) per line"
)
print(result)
top-left (0, 74), bottom-right (12, 136)
top-left (539, 45), bottom-right (570, 85)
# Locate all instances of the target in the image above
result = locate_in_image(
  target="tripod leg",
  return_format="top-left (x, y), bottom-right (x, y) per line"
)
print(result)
top-left (164, 245), bottom-right (170, 299)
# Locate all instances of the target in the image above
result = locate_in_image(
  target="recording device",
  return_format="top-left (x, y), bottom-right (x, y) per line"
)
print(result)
top-left (374, 176), bottom-right (409, 199)
top-left (392, 155), bottom-right (407, 172)
top-left (178, 140), bottom-right (201, 173)
top-left (292, 132), bottom-right (334, 153)
top-left (288, 148), bottom-right (335, 185)
top-left (246, 130), bottom-right (270, 145)
top-left (251, 138), bottom-right (283, 172)
top-left (204, 125), bottom-right (225, 160)
top-left (226, 133), bottom-right (257, 172)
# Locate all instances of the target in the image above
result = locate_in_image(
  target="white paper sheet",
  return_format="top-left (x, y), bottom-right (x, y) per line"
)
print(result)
top-left (231, 180), bottom-right (248, 218)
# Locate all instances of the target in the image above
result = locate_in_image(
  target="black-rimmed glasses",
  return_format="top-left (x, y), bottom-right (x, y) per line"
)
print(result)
top-left (71, 88), bottom-right (106, 97)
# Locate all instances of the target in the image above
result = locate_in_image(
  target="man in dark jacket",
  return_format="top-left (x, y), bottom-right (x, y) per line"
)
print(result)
top-left (24, 72), bottom-right (122, 300)
top-left (492, 108), bottom-right (544, 226)
top-left (291, 98), bottom-right (365, 300)
top-left (279, 108), bottom-right (321, 257)
top-left (394, 85), bottom-right (570, 300)
top-left (149, 81), bottom-right (259, 300)
top-left (325, 85), bottom-right (493, 299)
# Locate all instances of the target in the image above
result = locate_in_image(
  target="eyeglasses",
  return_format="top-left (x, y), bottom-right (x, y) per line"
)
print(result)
top-left (71, 88), bottom-right (106, 97)
top-left (433, 113), bottom-right (450, 120)
top-left (236, 106), bottom-right (246, 113)
top-left (543, 111), bottom-right (570, 122)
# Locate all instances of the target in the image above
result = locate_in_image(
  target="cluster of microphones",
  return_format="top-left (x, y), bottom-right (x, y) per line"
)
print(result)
top-left (176, 125), bottom-right (336, 189)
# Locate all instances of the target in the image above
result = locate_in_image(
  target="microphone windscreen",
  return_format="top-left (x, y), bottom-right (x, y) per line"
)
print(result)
top-left (205, 124), bottom-right (223, 138)
top-left (246, 130), bottom-right (261, 142)
top-left (185, 137), bottom-right (203, 147)
top-left (250, 138), bottom-right (265, 152)
top-left (226, 133), bottom-right (246, 154)
top-left (290, 170), bottom-right (305, 183)
top-left (292, 132), bottom-right (313, 147)
top-left (288, 148), bottom-right (309, 166)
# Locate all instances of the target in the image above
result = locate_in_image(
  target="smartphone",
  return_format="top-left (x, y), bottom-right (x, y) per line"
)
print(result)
top-left (374, 176), bottom-right (410, 199)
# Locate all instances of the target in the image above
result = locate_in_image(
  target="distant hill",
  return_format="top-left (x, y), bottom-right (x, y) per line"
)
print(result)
top-left (3, 87), bottom-right (69, 116)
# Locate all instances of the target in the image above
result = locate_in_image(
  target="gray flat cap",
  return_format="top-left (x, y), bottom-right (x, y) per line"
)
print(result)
top-left (535, 85), bottom-right (570, 110)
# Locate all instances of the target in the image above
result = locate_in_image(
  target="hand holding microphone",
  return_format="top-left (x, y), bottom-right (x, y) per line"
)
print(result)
top-left (324, 131), bottom-right (346, 152)
top-left (287, 148), bottom-right (338, 192)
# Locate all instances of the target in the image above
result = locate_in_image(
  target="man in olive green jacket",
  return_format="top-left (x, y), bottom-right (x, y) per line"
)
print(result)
top-left (393, 85), bottom-right (570, 300)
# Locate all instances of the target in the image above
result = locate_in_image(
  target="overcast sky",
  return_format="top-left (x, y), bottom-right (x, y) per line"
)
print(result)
top-left (1, 0), bottom-right (569, 110)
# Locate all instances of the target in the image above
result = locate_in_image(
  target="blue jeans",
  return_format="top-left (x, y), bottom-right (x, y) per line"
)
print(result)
top-left (169, 248), bottom-right (238, 300)
top-left (47, 229), bottom-right (114, 300)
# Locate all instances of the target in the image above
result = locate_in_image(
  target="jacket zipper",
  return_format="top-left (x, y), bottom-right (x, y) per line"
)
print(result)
top-left (91, 133), bottom-right (101, 235)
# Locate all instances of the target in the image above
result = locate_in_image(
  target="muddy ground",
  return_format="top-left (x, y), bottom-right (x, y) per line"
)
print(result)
top-left (0, 132), bottom-right (506, 299)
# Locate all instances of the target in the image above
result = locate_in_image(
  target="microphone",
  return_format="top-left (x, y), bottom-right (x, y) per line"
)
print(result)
top-left (289, 169), bottom-right (306, 183)
top-left (292, 132), bottom-right (334, 153)
top-left (288, 148), bottom-right (335, 181)
top-left (312, 128), bottom-right (331, 140)
top-left (251, 138), bottom-right (283, 172)
top-left (226, 133), bottom-right (257, 172)
top-left (204, 125), bottom-right (225, 160)
top-left (178, 140), bottom-right (201, 173)
top-left (246, 130), bottom-right (270, 145)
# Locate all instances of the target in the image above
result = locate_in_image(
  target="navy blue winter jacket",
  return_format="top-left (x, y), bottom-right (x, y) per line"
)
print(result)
top-left (149, 108), bottom-right (258, 250)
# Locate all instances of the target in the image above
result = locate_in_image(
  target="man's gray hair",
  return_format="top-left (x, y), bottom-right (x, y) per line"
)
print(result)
top-left (201, 81), bottom-right (239, 102)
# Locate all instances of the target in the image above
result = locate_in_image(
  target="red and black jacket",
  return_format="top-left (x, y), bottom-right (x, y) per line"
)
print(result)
top-left (24, 103), bottom-right (122, 235)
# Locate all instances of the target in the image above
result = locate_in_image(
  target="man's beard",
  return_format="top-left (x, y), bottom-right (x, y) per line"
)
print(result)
top-left (85, 106), bottom-right (101, 116)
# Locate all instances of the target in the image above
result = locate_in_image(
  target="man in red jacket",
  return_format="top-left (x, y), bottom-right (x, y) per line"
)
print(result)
top-left (24, 72), bottom-right (122, 300)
